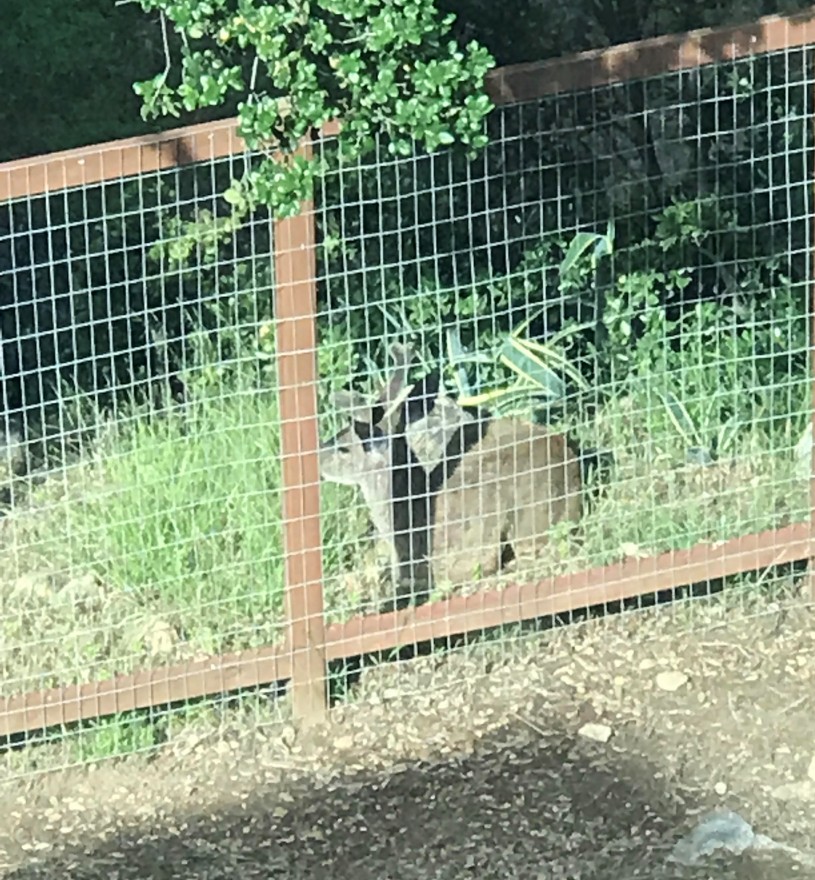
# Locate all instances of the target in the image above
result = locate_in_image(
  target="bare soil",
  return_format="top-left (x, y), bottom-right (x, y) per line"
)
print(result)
top-left (2, 578), bottom-right (815, 879)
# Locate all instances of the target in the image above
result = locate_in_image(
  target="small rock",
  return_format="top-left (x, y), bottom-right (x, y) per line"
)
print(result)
top-left (714, 781), bottom-right (728, 796)
top-left (578, 722), bottom-right (612, 743)
top-left (334, 735), bottom-right (355, 751)
top-left (668, 809), bottom-right (781, 866)
top-left (656, 670), bottom-right (689, 692)
top-left (807, 755), bottom-right (815, 782)
top-left (795, 423), bottom-right (813, 479)
top-left (61, 572), bottom-right (102, 607)
top-left (619, 542), bottom-right (650, 559)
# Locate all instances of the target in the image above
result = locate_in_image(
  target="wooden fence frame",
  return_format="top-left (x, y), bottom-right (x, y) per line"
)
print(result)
top-left (1, 8), bottom-right (815, 736)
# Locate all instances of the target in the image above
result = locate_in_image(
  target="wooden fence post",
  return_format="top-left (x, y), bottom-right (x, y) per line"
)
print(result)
top-left (811, 101), bottom-right (815, 600)
top-left (274, 141), bottom-right (328, 725)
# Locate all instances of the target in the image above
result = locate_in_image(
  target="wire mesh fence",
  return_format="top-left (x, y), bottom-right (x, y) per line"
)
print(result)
top-left (0, 10), bottom-right (814, 780)
top-left (316, 47), bottom-right (812, 566)
top-left (0, 124), bottom-right (296, 770)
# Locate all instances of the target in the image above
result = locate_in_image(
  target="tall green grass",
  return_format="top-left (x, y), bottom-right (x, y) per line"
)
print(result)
top-left (80, 387), bottom-right (370, 626)
top-left (77, 390), bottom-right (289, 622)
top-left (0, 384), bottom-right (367, 695)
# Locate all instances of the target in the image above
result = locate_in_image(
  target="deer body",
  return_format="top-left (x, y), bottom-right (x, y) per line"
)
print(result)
top-left (320, 343), bottom-right (587, 606)
top-left (430, 418), bottom-right (583, 586)
top-left (319, 420), bottom-right (434, 606)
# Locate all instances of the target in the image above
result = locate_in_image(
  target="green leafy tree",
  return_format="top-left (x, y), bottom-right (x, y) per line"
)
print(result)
top-left (133, 0), bottom-right (496, 217)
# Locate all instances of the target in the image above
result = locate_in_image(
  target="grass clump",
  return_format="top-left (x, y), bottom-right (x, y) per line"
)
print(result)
top-left (0, 380), bottom-right (367, 697)
top-left (78, 391), bottom-right (288, 623)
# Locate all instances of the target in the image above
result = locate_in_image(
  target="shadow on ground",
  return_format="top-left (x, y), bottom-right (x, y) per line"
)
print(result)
top-left (2, 710), bottom-right (778, 880)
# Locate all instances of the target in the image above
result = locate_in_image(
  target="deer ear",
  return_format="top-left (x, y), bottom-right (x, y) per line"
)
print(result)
top-left (383, 342), bottom-right (415, 400)
top-left (403, 369), bottom-right (441, 425)
top-left (330, 390), bottom-right (375, 422)
top-left (433, 393), bottom-right (477, 426)
top-left (403, 391), bottom-right (477, 471)
top-left (388, 341), bottom-right (415, 371)
top-left (366, 342), bottom-right (416, 431)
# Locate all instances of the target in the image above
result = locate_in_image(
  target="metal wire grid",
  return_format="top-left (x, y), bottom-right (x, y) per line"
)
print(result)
top-left (313, 44), bottom-right (813, 677)
top-left (0, 35), bottom-right (811, 776)
top-left (0, 145), bottom-right (291, 768)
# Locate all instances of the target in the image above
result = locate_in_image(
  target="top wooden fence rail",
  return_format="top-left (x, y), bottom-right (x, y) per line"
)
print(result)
top-left (2, 7), bottom-right (815, 202)
top-left (1, 7), bottom-right (815, 735)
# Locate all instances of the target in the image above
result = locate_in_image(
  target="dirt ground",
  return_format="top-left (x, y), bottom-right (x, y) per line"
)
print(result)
top-left (3, 577), bottom-right (815, 879)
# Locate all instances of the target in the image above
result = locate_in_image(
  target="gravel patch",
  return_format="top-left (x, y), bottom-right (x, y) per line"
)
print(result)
top-left (2, 580), bottom-right (815, 878)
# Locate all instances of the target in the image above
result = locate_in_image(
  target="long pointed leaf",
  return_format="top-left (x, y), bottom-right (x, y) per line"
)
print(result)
top-left (499, 338), bottom-right (565, 400)
top-left (559, 232), bottom-right (604, 277)
top-left (379, 304), bottom-right (407, 335)
top-left (516, 337), bottom-right (590, 392)
top-left (593, 226), bottom-right (614, 262)
top-left (605, 219), bottom-right (616, 242)
top-left (656, 388), bottom-right (701, 447)
top-left (445, 328), bottom-right (495, 366)
top-left (717, 415), bottom-right (741, 456)
top-left (545, 319), bottom-right (596, 348)
top-left (457, 382), bottom-right (527, 408)
top-left (445, 327), bottom-right (471, 396)
top-left (510, 305), bottom-right (547, 340)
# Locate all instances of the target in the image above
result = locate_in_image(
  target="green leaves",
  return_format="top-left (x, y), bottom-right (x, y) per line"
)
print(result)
top-left (442, 226), bottom-right (609, 415)
top-left (133, 73), bottom-right (182, 120)
top-left (559, 222), bottom-right (614, 276)
top-left (449, 317), bottom-right (590, 415)
top-left (245, 154), bottom-right (322, 219)
top-left (655, 388), bottom-right (741, 464)
top-left (178, 51), bottom-right (243, 111)
top-left (131, 0), bottom-right (496, 218)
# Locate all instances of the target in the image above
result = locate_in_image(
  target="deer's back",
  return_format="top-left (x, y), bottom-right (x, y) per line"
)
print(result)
top-left (430, 419), bottom-right (583, 585)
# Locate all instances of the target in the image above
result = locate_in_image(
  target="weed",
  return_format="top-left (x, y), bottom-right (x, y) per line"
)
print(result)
top-left (0, 384), bottom-right (368, 702)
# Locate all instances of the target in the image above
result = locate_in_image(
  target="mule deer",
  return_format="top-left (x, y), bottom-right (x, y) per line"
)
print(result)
top-left (427, 415), bottom-right (584, 586)
top-left (320, 343), bottom-right (588, 605)
top-left (328, 346), bottom-right (488, 484)
top-left (319, 345), bottom-right (436, 606)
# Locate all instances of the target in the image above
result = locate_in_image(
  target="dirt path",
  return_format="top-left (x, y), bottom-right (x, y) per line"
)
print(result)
top-left (2, 580), bottom-right (815, 878)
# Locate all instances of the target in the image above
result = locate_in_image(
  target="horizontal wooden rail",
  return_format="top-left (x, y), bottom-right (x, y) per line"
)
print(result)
top-left (0, 644), bottom-right (291, 740)
top-left (2, 7), bottom-right (815, 202)
top-left (1, 522), bottom-right (809, 739)
top-left (488, 7), bottom-right (815, 103)
top-left (1, 7), bottom-right (813, 743)
top-left (322, 522), bottom-right (814, 658)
